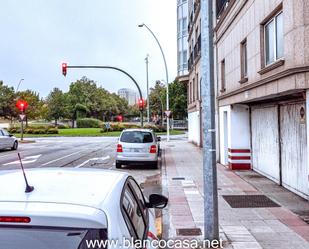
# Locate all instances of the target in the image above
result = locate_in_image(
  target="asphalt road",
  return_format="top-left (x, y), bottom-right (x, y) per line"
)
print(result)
top-left (0, 136), bottom-right (162, 195)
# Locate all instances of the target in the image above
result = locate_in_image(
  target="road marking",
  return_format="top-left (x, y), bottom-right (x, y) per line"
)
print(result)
top-left (75, 156), bottom-right (110, 168)
top-left (0, 152), bottom-right (16, 159)
top-left (41, 151), bottom-right (83, 167)
top-left (3, 155), bottom-right (41, 166)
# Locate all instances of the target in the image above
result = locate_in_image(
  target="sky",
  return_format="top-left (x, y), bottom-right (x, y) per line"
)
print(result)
top-left (0, 0), bottom-right (177, 98)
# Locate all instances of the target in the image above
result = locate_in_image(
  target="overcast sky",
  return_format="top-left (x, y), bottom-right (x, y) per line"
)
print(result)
top-left (0, 0), bottom-right (177, 98)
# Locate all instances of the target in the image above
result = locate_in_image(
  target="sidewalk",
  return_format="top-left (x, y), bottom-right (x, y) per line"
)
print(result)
top-left (161, 140), bottom-right (309, 249)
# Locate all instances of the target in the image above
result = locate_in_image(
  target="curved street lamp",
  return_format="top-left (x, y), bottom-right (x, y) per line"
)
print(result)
top-left (16, 78), bottom-right (24, 92)
top-left (138, 23), bottom-right (170, 141)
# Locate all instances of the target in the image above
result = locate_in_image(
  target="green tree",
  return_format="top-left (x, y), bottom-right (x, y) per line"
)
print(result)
top-left (16, 90), bottom-right (43, 125)
top-left (45, 88), bottom-right (67, 125)
top-left (149, 81), bottom-right (166, 119)
top-left (169, 80), bottom-right (187, 119)
top-left (0, 81), bottom-right (16, 120)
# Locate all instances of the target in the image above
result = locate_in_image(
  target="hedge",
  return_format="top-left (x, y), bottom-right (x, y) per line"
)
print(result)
top-left (8, 125), bottom-right (59, 134)
top-left (76, 118), bottom-right (103, 128)
top-left (101, 123), bottom-right (166, 133)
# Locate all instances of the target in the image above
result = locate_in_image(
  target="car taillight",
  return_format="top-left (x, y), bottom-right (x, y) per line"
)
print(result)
top-left (147, 231), bottom-right (158, 240)
top-left (0, 216), bottom-right (31, 223)
top-left (150, 145), bottom-right (157, 154)
top-left (117, 144), bottom-right (123, 153)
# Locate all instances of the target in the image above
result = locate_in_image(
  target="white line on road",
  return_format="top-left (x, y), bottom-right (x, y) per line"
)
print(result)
top-left (3, 155), bottom-right (42, 166)
top-left (75, 156), bottom-right (110, 168)
top-left (40, 151), bottom-right (83, 167)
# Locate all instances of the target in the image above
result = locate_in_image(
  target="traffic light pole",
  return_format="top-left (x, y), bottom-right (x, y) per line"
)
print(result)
top-left (64, 65), bottom-right (144, 127)
top-left (201, 0), bottom-right (219, 240)
top-left (21, 113), bottom-right (24, 141)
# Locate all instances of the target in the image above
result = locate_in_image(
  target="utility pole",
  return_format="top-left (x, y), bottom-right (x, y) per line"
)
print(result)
top-left (201, 0), bottom-right (219, 240)
top-left (145, 55), bottom-right (150, 123)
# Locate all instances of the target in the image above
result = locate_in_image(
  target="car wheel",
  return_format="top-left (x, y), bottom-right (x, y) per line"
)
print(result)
top-left (151, 161), bottom-right (158, 169)
top-left (116, 162), bottom-right (122, 169)
top-left (11, 141), bottom-right (18, 150)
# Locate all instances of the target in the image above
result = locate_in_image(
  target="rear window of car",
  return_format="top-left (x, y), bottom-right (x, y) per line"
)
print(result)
top-left (120, 131), bottom-right (153, 143)
top-left (0, 227), bottom-right (107, 249)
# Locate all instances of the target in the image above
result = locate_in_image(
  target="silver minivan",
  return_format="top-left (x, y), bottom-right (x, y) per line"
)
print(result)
top-left (0, 128), bottom-right (18, 150)
top-left (115, 129), bottom-right (160, 169)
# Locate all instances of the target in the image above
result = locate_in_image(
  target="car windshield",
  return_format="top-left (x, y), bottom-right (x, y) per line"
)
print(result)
top-left (120, 131), bottom-right (153, 143)
top-left (0, 227), bottom-right (108, 249)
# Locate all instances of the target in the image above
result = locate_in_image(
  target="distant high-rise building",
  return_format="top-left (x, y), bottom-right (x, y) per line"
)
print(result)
top-left (177, 0), bottom-right (189, 76)
top-left (117, 88), bottom-right (137, 106)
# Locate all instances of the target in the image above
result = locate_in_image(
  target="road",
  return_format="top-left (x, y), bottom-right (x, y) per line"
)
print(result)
top-left (0, 136), bottom-right (162, 195)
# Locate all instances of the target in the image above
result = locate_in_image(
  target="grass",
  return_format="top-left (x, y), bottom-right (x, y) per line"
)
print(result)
top-left (13, 128), bottom-right (185, 138)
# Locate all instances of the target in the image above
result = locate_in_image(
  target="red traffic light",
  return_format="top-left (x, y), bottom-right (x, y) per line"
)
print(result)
top-left (138, 99), bottom-right (144, 111)
top-left (62, 63), bottom-right (67, 76)
top-left (117, 115), bottom-right (123, 122)
top-left (16, 100), bottom-right (28, 112)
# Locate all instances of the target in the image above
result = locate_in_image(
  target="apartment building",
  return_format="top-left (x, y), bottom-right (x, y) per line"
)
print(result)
top-left (117, 88), bottom-right (137, 106)
top-left (214, 0), bottom-right (309, 199)
top-left (177, 0), bottom-right (189, 77)
top-left (187, 0), bottom-right (202, 146)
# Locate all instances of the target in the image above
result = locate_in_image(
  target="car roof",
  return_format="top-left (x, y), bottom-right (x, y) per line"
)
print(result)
top-left (122, 128), bottom-right (154, 132)
top-left (0, 168), bottom-right (129, 209)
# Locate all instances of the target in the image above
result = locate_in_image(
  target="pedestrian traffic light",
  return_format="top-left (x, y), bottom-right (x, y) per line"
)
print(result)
top-left (62, 63), bottom-right (67, 76)
top-left (138, 99), bottom-right (144, 111)
top-left (16, 100), bottom-right (28, 112)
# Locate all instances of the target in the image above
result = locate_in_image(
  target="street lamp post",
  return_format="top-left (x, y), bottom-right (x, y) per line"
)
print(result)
top-left (145, 55), bottom-right (150, 123)
top-left (16, 79), bottom-right (24, 92)
top-left (138, 23), bottom-right (170, 141)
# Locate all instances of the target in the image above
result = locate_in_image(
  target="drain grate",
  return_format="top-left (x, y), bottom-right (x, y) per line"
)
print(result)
top-left (172, 177), bottom-right (185, 180)
top-left (223, 195), bottom-right (280, 208)
top-left (176, 228), bottom-right (202, 236)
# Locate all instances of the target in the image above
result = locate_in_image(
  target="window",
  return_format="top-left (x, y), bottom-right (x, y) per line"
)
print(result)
top-left (122, 186), bottom-right (146, 239)
top-left (221, 59), bottom-right (226, 92)
top-left (0, 227), bottom-right (108, 249)
top-left (120, 131), bottom-right (153, 143)
top-left (182, 18), bottom-right (187, 36)
top-left (196, 73), bottom-right (199, 100)
top-left (264, 11), bottom-right (283, 65)
top-left (183, 50), bottom-right (187, 68)
top-left (240, 39), bottom-right (248, 81)
top-left (192, 77), bottom-right (195, 101)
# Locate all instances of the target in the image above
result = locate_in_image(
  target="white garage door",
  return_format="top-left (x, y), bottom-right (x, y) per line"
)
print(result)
top-left (280, 103), bottom-right (308, 198)
top-left (251, 106), bottom-right (280, 183)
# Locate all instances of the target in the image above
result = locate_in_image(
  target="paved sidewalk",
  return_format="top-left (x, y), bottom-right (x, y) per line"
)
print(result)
top-left (161, 140), bottom-right (309, 249)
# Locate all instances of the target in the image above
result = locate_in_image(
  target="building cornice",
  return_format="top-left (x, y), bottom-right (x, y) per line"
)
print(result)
top-left (217, 66), bottom-right (309, 100)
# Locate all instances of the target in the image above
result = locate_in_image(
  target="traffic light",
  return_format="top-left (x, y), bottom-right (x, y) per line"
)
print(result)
top-left (117, 115), bottom-right (123, 122)
top-left (16, 100), bottom-right (28, 112)
top-left (62, 63), bottom-right (67, 76)
top-left (138, 99), bottom-right (144, 111)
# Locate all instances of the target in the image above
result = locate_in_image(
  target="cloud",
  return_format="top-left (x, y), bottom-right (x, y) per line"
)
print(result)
top-left (0, 0), bottom-right (177, 98)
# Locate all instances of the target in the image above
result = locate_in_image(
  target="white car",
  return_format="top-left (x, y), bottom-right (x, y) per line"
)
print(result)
top-left (0, 168), bottom-right (168, 249)
top-left (116, 129), bottom-right (161, 169)
top-left (0, 128), bottom-right (18, 150)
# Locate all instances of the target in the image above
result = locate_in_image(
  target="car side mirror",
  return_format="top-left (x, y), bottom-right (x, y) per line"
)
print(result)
top-left (146, 194), bottom-right (168, 209)
top-left (157, 137), bottom-right (161, 142)
top-left (9, 134), bottom-right (13, 137)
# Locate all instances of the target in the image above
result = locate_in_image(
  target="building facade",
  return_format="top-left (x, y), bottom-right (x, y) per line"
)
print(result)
top-left (117, 88), bottom-right (137, 106)
top-left (187, 0), bottom-right (202, 146)
top-left (177, 0), bottom-right (189, 76)
top-left (214, 0), bottom-right (309, 199)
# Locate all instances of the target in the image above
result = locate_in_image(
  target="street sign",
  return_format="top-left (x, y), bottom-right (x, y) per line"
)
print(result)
top-left (19, 114), bottom-right (26, 121)
top-left (165, 110), bottom-right (171, 117)
top-left (105, 122), bottom-right (111, 129)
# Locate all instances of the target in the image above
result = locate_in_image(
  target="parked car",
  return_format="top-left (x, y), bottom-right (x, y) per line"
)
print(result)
top-left (0, 128), bottom-right (18, 150)
top-left (0, 168), bottom-right (168, 249)
top-left (116, 129), bottom-right (161, 169)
